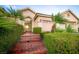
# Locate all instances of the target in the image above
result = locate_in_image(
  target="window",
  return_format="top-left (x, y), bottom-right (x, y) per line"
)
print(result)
top-left (40, 19), bottom-right (52, 23)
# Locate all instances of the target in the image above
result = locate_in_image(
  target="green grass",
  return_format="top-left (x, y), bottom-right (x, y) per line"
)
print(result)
top-left (0, 17), bottom-right (23, 53)
top-left (43, 32), bottom-right (79, 54)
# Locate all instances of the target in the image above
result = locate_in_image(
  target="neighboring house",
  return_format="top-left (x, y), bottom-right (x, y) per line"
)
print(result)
top-left (16, 8), bottom-right (79, 32)
top-left (16, 8), bottom-right (54, 32)
top-left (56, 10), bottom-right (79, 32)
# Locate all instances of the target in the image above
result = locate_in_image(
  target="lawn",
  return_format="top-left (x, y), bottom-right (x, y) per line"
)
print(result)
top-left (0, 17), bottom-right (23, 53)
top-left (43, 32), bottom-right (79, 54)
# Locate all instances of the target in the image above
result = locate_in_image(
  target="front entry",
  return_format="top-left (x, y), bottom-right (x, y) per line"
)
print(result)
top-left (24, 21), bottom-right (32, 32)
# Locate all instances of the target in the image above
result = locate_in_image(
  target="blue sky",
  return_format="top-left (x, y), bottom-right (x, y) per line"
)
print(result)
top-left (3, 5), bottom-right (79, 17)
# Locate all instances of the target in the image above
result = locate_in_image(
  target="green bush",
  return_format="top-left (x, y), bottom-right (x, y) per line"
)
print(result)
top-left (33, 27), bottom-right (41, 34)
top-left (43, 32), bottom-right (79, 54)
top-left (0, 17), bottom-right (23, 53)
top-left (66, 25), bottom-right (75, 32)
top-left (55, 28), bottom-right (65, 32)
top-left (54, 13), bottom-right (65, 23)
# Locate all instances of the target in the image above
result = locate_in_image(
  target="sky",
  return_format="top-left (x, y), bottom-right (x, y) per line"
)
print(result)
top-left (3, 5), bottom-right (79, 17)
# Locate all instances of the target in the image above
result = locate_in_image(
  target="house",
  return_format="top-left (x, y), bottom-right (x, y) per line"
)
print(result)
top-left (16, 8), bottom-right (54, 32)
top-left (16, 8), bottom-right (79, 32)
top-left (56, 9), bottom-right (79, 32)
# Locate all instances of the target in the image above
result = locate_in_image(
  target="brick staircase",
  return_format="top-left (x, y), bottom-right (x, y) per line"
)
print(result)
top-left (10, 32), bottom-right (47, 54)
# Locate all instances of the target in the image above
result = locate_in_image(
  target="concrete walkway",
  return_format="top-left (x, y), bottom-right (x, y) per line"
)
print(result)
top-left (10, 32), bottom-right (47, 54)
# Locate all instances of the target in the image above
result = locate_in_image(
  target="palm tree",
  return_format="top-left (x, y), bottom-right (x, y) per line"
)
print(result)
top-left (0, 6), bottom-right (10, 17)
top-left (0, 6), bottom-right (24, 20)
top-left (6, 6), bottom-right (23, 20)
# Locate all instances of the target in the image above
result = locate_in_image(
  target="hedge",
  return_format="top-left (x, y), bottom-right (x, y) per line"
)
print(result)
top-left (43, 32), bottom-right (79, 54)
top-left (0, 17), bottom-right (23, 53)
top-left (33, 27), bottom-right (41, 34)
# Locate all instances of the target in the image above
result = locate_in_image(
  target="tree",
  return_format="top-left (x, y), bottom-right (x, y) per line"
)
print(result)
top-left (51, 13), bottom-right (54, 21)
top-left (6, 6), bottom-right (24, 20)
top-left (51, 13), bottom-right (67, 32)
top-left (0, 6), bottom-right (24, 35)
top-left (0, 6), bottom-right (10, 17)
top-left (54, 13), bottom-right (65, 23)
top-left (0, 6), bottom-right (24, 20)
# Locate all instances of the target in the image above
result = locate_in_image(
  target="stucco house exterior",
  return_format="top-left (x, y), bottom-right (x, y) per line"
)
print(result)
top-left (16, 8), bottom-right (54, 32)
top-left (16, 8), bottom-right (79, 32)
top-left (56, 10), bottom-right (79, 32)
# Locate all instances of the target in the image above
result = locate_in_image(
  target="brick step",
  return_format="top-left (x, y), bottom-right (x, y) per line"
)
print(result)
top-left (21, 36), bottom-right (41, 39)
top-left (21, 35), bottom-right (41, 38)
top-left (19, 39), bottom-right (41, 43)
top-left (11, 46), bottom-right (47, 54)
top-left (20, 37), bottom-right (41, 42)
top-left (21, 33), bottom-right (40, 37)
top-left (10, 41), bottom-right (47, 54)
top-left (11, 42), bottom-right (44, 50)
top-left (9, 32), bottom-right (48, 54)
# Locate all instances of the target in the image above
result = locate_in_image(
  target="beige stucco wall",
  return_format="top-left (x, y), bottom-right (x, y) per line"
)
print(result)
top-left (61, 11), bottom-right (79, 32)
top-left (71, 23), bottom-right (79, 32)
top-left (22, 10), bottom-right (35, 19)
top-left (38, 22), bottom-right (54, 32)
top-left (56, 23), bottom-right (79, 32)
top-left (16, 18), bottom-right (24, 26)
top-left (35, 16), bottom-right (52, 22)
top-left (34, 16), bottom-right (54, 32)
top-left (56, 23), bottom-right (66, 30)
top-left (17, 10), bottom-right (54, 32)
top-left (16, 9), bottom-right (79, 32)
top-left (61, 12), bottom-right (78, 23)
top-left (21, 10), bottom-right (35, 32)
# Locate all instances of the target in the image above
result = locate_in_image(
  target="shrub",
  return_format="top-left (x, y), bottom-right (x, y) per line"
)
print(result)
top-left (33, 27), bottom-right (41, 34)
top-left (55, 28), bottom-right (65, 32)
top-left (54, 13), bottom-right (65, 23)
top-left (0, 17), bottom-right (23, 53)
top-left (66, 25), bottom-right (75, 32)
top-left (43, 32), bottom-right (79, 54)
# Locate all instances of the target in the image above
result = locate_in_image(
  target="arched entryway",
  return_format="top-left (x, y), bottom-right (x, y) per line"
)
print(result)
top-left (23, 17), bottom-right (32, 32)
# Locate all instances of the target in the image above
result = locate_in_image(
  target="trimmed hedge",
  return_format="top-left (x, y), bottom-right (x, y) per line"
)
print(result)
top-left (33, 27), bottom-right (41, 34)
top-left (55, 28), bottom-right (65, 32)
top-left (0, 17), bottom-right (23, 53)
top-left (43, 32), bottom-right (79, 54)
